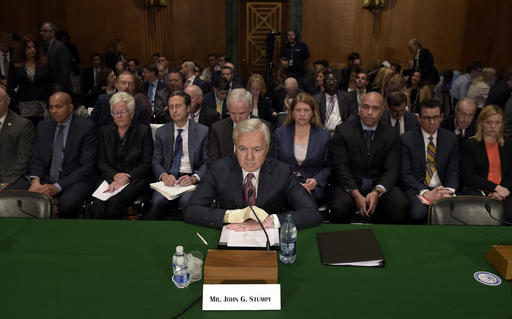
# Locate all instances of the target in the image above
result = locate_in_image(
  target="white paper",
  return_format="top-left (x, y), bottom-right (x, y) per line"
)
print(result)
top-left (203, 284), bottom-right (281, 311)
top-left (149, 181), bottom-right (196, 200)
top-left (92, 180), bottom-right (129, 201)
top-left (219, 226), bottom-right (280, 248)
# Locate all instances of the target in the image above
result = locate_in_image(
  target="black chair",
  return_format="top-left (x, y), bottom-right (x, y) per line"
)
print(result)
top-left (427, 195), bottom-right (508, 225)
top-left (0, 190), bottom-right (54, 218)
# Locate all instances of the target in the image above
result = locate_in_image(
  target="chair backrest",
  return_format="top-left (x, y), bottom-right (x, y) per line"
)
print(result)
top-left (428, 195), bottom-right (506, 225)
top-left (0, 191), bottom-right (54, 218)
top-left (150, 123), bottom-right (164, 141)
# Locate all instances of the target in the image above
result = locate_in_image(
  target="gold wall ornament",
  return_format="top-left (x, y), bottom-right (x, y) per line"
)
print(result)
top-left (362, 0), bottom-right (385, 12)
top-left (145, 0), bottom-right (167, 8)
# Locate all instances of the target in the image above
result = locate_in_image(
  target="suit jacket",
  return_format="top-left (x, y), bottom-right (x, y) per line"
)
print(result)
top-left (0, 110), bottom-right (36, 183)
top-left (252, 96), bottom-right (275, 123)
top-left (414, 48), bottom-right (439, 85)
top-left (380, 110), bottom-right (418, 134)
top-left (183, 155), bottom-right (321, 229)
top-left (314, 90), bottom-right (358, 125)
top-left (274, 125), bottom-right (331, 199)
top-left (143, 80), bottom-right (167, 105)
top-left (273, 88), bottom-right (303, 113)
top-left (29, 115), bottom-right (98, 188)
top-left (192, 77), bottom-right (212, 94)
top-left (152, 120), bottom-right (209, 180)
top-left (504, 97), bottom-right (512, 139)
top-left (203, 91), bottom-right (227, 119)
top-left (329, 119), bottom-right (400, 192)
top-left (460, 139), bottom-right (512, 193)
top-left (153, 87), bottom-right (172, 123)
top-left (440, 114), bottom-right (476, 139)
top-left (485, 79), bottom-right (512, 108)
top-left (97, 122), bottom-right (153, 182)
top-left (197, 104), bottom-right (220, 128)
top-left (46, 39), bottom-right (71, 91)
top-left (91, 93), bottom-right (150, 127)
top-left (8, 64), bottom-right (50, 102)
top-left (400, 127), bottom-right (459, 194)
top-left (81, 67), bottom-right (97, 96)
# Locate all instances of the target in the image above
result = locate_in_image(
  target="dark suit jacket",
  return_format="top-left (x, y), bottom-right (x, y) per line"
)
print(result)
top-left (253, 96), bottom-right (275, 123)
top-left (46, 39), bottom-right (71, 91)
top-left (97, 122), bottom-right (153, 182)
top-left (0, 110), bottom-right (36, 183)
top-left (208, 117), bottom-right (235, 163)
top-left (329, 119), bottom-right (400, 193)
top-left (414, 48), bottom-right (439, 85)
top-left (485, 79), bottom-right (512, 108)
top-left (81, 67), bottom-right (97, 95)
top-left (29, 115), bottom-right (98, 188)
top-left (440, 114), bottom-right (476, 139)
top-left (273, 88), bottom-right (303, 113)
top-left (91, 93), bottom-right (150, 127)
top-left (153, 87), bottom-right (171, 123)
top-left (274, 125), bottom-right (331, 199)
top-left (203, 91), bottom-right (227, 119)
top-left (183, 155), bottom-right (321, 229)
top-left (143, 80), bottom-right (167, 104)
top-left (400, 127), bottom-right (459, 194)
top-left (152, 120), bottom-right (209, 180)
top-left (192, 77), bottom-right (212, 94)
top-left (460, 139), bottom-right (512, 193)
top-left (8, 64), bottom-right (50, 102)
top-left (380, 110), bottom-right (418, 134)
top-left (197, 105), bottom-right (219, 128)
top-left (314, 90), bottom-right (358, 124)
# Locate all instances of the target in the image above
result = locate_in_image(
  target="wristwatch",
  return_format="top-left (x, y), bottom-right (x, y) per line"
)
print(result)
top-left (374, 188), bottom-right (384, 198)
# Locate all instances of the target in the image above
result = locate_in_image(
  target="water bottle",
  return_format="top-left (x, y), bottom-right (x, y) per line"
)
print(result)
top-left (280, 214), bottom-right (297, 264)
top-left (172, 246), bottom-right (190, 288)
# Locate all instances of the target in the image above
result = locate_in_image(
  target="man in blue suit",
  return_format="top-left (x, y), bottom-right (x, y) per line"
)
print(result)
top-left (380, 91), bottom-right (418, 136)
top-left (400, 98), bottom-right (459, 223)
top-left (146, 91), bottom-right (209, 220)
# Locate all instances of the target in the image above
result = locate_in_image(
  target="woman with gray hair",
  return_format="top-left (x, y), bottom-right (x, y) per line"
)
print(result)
top-left (91, 91), bottom-right (153, 219)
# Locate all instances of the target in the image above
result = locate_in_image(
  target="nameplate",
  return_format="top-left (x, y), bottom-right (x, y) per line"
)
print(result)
top-left (202, 284), bottom-right (281, 311)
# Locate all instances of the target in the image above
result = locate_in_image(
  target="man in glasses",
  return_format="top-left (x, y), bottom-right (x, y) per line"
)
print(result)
top-left (440, 98), bottom-right (477, 141)
top-left (400, 98), bottom-right (459, 223)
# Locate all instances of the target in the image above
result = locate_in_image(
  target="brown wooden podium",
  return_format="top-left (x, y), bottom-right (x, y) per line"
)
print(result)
top-left (203, 249), bottom-right (278, 284)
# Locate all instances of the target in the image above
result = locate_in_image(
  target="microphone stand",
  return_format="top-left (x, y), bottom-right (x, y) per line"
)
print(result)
top-left (485, 200), bottom-right (512, 226)
top-left (247, 189), bottom-right (270, 251)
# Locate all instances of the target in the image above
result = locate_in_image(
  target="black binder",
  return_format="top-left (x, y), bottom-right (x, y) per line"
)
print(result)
top-left (317, 229), bottom-right (385, 267)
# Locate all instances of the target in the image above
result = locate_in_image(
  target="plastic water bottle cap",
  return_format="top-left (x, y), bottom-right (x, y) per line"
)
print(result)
top-left (176, 256), bottom-right (185, 264)
top-left (176, 246), bottom-right (183, 254)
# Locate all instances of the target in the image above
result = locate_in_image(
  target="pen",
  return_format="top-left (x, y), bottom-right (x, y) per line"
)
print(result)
top-left (196, 232), bottom-right (208, 246)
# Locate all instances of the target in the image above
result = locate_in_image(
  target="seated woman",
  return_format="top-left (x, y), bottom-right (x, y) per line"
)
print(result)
top-left (460, 105), bottom-right (512, 221)
top-left (247, 73), bottom-right (274, 123)
top-left (91, 92), bottom-right (154, 219)
top-left (274, 92), bottom-right (331, 201)
top-left (405, 71), bottom-right (432, 113)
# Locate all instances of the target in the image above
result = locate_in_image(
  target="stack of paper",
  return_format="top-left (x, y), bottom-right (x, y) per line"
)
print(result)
top-left (219, 226), bottom-right (280, 248)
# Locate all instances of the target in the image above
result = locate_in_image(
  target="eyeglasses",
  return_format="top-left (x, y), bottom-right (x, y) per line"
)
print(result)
top-left (118, 81), bottom-right (134, 86)
top-left (420, 115), bottom-right (441, 121)
top-left (111, 110), bottom-right (130, 117)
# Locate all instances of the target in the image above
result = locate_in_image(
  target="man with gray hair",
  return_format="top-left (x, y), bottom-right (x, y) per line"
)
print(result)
top-left (184, 118), bottom-right (321, 230)
top-left (39, 22), bottom-right (72, 92)
top-left (440, 97), bottom-right (477, 141)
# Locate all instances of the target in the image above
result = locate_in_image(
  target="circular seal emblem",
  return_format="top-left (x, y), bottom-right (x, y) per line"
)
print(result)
top-left (473, 271), bottom-right (502, 286)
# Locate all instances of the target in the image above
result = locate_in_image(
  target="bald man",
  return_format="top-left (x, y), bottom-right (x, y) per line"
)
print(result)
top-left (184, 85), bottom-right (219, 128)
top-left (181, 60), bottom-right (211, 94)
top-left (14, 92), bottom-right (98, 218)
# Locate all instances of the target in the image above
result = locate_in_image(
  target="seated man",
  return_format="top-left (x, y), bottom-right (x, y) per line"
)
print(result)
top-left (401, 98), bottom-right (459, 223)
top-left (0, 85), bottom-right (35, 189)
top-left (146, 91), bottom-right (209, 220)
top-left (329, 92), bottom-right (409, 224)
top-left (203, 78), bottom-right (230, 119)
top-left (380, 91), bottom-right (418, 136)
top-left (185, 85), bottom-right (219, 128)
top-left (184, 118), bottom-right (321, 230)
top-left (440, 97), bottom-right (477, 140)
top-left (153, 68), bottom-right (184, 123)
top-left (15, 92), bottom-right (98, 218)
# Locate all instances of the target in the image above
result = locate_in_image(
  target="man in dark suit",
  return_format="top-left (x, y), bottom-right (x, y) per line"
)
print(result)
top-left (91, 71), bottom-right (150, 127)
top-left (15, 92), bottom-right (98, 218)
top-left (485, 67), bottom-right (512, 108)
top-left (314, 72), bottom-right (358, 132)
top-left (203, 78), bottom-right (230, 119)
top-left (80, 53), bottom-right (102, 107)
top-left (380, 91), bottom-right (418, 136)
top-left (208, 88), bottom-right (253, 163)
top-left (146, 91), bottom-right (209, 220)
top-left (153, 68), bottom-right (183, 123)
top-left (219, 64), bottom-right (244, 91)
top-left (0, 85), bottom-right (35, 188)
top-left (184, 118), bottom-right (321, 229)
top-left (329, 92), bottom-right (409, 224)
top-left (185, 85), bottom-right (219, 128)
top-left (0, 32), bottom-right (13, 79)
top-left (181, 61), bottom-right (211, 93)
top-left (440, 97), bottom-right (477, 141)
top-left (142, 63), bottom-right (166, 112)
top-left (348, 70), bottom-right (369, 110)
top-left (39, 22), bottom-right (72, 92)
top-left (406, 38), bottom-right (439, 85)
top-left (401, 98), bottom-right (459, 223)
top-left (340, 52), bottom-right (361, 92)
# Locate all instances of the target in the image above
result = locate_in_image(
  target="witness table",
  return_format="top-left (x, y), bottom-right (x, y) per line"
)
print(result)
top-left (0, 219), bottom-right (510, 318)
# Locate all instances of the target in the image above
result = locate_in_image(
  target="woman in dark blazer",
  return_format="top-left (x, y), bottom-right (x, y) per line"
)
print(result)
top-left (8, 35), bottom-right (50, 126)
top-left (274, 92), bottom-right (331, 201)
top-left (91, 91), bottom-right (154, 219)
top-left (461, 105), bottom-right (512, 220)
top-left (247, 74), bottom-right (275, 123)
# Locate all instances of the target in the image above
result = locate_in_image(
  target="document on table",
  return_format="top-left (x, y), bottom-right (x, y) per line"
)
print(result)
top-left (92, 180), bottom-right (129, 201)
top-left (219, 225), bottom-right (280, 248)
top-left (150, 181), bottom-right (196, 200)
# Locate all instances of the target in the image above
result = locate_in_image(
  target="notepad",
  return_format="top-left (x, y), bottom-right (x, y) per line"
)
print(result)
top-left (149, 181), bottom-right (196, 200)
top-left (219, 225), bottom-right (280, 248)
top-left (92, 180), bottom-right (129, 201)
top-left (317, 229), bottom-right (385, 267)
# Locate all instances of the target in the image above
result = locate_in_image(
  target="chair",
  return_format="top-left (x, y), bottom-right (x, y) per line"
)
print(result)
top-left (0, 190), bottom-right (54, 218)
top-left (427, 195), bottom-right (508, 225)
top-left (150, 123), bottom-right (164, 141)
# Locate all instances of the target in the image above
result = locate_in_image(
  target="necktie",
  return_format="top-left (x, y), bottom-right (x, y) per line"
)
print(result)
top-left (0, 119), bottom-right (3, 131)
top-left (148, 83), bottom-right (154, 106)
top-left (243, 173), bottom-right (256, 206)
top-left (363, 129), bottom-right (374, 153)
top-left (325, 95), bottom-right (334, 125)
top-left (395, 118), bottom-right (401, 135)
top-left (49, 124), bottom-right (65, 183)
top-left (169, 129), bottom-right (183, 177)
top-left (2, 52), bottom-right (8, 76)
top-left (425, 136), bottom-right (437, 185)
top-left (189, 113), bottom-right (195, 122)
top-left (216, 99), bottom-right (222, 116)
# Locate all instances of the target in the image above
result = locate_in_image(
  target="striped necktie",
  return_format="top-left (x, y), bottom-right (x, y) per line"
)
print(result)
top-left (425, 136), bottom-right (436, 185)
top-left (325, 95), bottom-right (334, 125)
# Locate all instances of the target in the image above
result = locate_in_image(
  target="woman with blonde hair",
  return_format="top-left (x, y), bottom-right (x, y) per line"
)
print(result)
top-left (247, 73), bottom-right (274, 122)
top-left (467, 67), bottom-right (496, 110)
top-left (460, 105), bottom-right (512, 221)
top-left (370, 67), bottom-right (393, 94)
top-left (275, 92), bottom-right (331, 201)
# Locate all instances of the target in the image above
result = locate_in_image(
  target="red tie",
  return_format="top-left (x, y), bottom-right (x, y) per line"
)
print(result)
top-left (243, 173), bottom-right (255, 206)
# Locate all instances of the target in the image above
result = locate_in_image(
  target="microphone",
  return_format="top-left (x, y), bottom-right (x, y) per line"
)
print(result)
top-left (247, 189), bottom-right (270, 251)
top-left (449, 202), bottom-right (467, 225)
top-left (485, 200), bottom-right (512, 226)
top-left (17, 200), bottom-right (39, 218)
